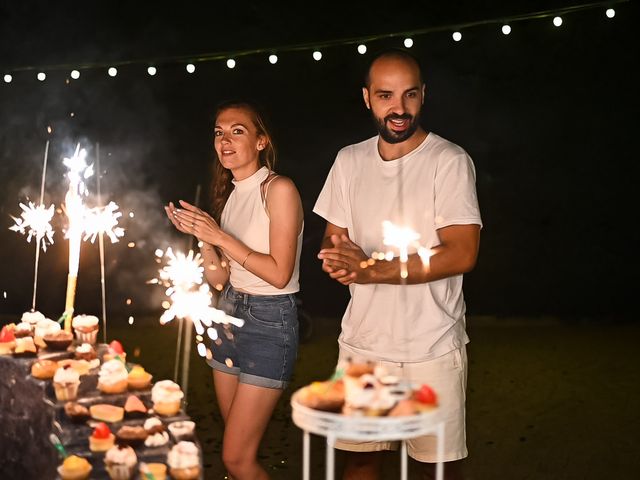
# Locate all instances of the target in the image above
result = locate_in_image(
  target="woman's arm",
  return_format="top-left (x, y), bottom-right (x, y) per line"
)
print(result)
top-left (172, 177), bottom-right (303, 289)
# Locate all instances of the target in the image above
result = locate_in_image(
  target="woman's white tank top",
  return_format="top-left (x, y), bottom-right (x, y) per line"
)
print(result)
top-left (220, 166), bottom-right (302, 294)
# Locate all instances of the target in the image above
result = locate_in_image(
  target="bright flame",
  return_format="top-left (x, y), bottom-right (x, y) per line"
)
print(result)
top-left (83, 201), bottom-right (125, 243)
top-left (381, 221), bottom-right (432, 279)
top-left (9, 202), bottom-right (55, 250)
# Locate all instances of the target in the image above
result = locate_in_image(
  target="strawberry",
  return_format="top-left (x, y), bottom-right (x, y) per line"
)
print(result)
top-left (108, 340), bottom-right (124, 354)
top-left (0, 325), bottom-right (16, 342)
top-left (92, 422), bottom-right (111, 439)
top-left (415, 384), bottom-right (437, 405)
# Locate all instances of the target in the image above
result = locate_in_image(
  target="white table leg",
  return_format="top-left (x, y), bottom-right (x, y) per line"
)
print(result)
top-left (303, 430), bottom-right (310, 480)
top-left (436, 422), bottom-right (445, 480)
top-left (401, 440), bottom-right (408, 480)
top-left (326, 433), bottom-right (336, 480)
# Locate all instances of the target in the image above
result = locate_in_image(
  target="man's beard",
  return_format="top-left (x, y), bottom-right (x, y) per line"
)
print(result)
top-left (373, 112), bottom-right (420, 144)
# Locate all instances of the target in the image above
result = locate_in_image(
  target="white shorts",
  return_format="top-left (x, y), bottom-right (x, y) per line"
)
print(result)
top-left (334, 346), bottom-right (468, 463)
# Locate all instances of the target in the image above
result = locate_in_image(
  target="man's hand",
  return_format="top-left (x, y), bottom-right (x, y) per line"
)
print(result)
top-left (318, 234), bottom-right (370, 285)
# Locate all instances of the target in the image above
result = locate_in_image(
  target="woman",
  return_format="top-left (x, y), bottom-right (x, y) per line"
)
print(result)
top-left (165, 100), bottom-right (303, 480)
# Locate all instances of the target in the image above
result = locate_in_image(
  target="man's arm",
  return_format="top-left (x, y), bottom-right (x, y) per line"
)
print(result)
top-left (318, 224), bottom-right (480, 285)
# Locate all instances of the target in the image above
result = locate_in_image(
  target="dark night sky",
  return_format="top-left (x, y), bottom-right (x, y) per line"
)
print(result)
top-left (0, 1), bottom-right (637, 322)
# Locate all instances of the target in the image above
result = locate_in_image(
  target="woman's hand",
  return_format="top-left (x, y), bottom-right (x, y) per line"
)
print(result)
top-left (167, 200), bottom-right (225, 246)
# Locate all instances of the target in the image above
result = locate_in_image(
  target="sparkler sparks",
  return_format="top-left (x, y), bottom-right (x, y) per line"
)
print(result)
top-left (83, 201), bottom-right (125, 243)
top-left (376, 220), bottom-right (433, 279)
top-left (9, 202), bottom-right (55, 250)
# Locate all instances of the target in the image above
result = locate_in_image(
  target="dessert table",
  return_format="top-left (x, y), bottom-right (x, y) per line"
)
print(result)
top-left (0, 343), bottom-right (204, 479)
top-left (291, 391), bottom-right (445, 480)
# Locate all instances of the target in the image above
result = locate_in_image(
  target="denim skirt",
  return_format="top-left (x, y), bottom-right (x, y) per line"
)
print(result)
top-left (207, 283), bottom-right (299, 389)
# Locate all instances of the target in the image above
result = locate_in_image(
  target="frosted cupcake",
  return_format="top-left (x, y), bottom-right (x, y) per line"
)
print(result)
top-left (98, 359), bottom-right (129, 394)
top-left (34, 318), bottom-right (60, 348)
top-left (168, 421), bottom-right (195, 442)
top-left (105, 444), bottom-right (137, 480)
top-left (167, 441), bottom-right (200, 480)
top-left (72, 314), bottom-right (99, 345)
top-left (139, 462), bottom-right (167, 480)
top-left (21, 310), bottom-right (45, 326)
top-left (14, 321), bottom-right (33, 338)
top-left (151, 380), bottom-right (183, 416)
top-left (53, 365), bottom-right (81, 401)
top-left (57, 454), bottom-right (92, 480)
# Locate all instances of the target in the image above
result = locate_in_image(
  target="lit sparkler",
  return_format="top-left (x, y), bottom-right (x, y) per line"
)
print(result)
top-left (83, 201), bottom-right (125, 243)
top-left (376, 220), bottom-right (433, 279)
top-left (10, 202), bottom-right (55, 250)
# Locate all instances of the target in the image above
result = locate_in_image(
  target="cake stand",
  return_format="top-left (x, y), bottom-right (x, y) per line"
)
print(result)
top-left (291, 391), bottom-right (445, 480)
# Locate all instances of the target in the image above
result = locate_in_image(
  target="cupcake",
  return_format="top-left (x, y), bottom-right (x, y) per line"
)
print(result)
top-left (116, 425), bottom-right (149, 448)
top-left (14, 336), bottom-right (38, 357)
top-left (64, 401), bottom-right (91, 423)
top-left (167, 441), bottom-right (200, 480)
top-left (0, 325), bottom-right (16, 355)
top-left (167, 421), bottom-right (195, 442)
top-left (34, 318), bottom-right (61, 348)
top-left (21, 310), bottom-right (45, 326)
top-left (139, 462), bottom-right (167, 480)
top-left (31, 359), bottom-right (58, 379)
top-left (74, 342), bottom-right (97, 361)
top-left (98, 359), bottom-right (129, 394)
top-left (104, 339), bottom-right (127, 362)
top-left (72, 314), bottom-right (99, 345)
top-left (14, 321), bottom-right (33, 338)
top-left (151, 380), bottom-right (183, 417)
top-left (105, 444), bottom-right (137, 480)
top-left (127, 365), bottom-right (152, 390)
top-left (90, 422), bottom-right (116, 452)
top-left (57, 454), bottom-right (92, 480)
top-left (54, 365), bottom-right (81, 401)
top-left (58, 358), bottom-right (92, 376)
top-left (43, 330), bottom-right (74, 351)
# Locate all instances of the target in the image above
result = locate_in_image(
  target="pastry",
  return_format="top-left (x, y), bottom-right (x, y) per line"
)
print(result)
top-left (144, 430), bottom-right (169, 448)
top-left (31, 359), bottom-right (58, 379)
top-left (57, 454), bottom-right (92, 480)
top-left (143, 417), bottom-right (165, 435)
top-left (58, 358), bottom-right (92, 376)
top-left (64, 401), bottom-right (91, 423)
top-left (167, 421), bottom-right (195, 442)
top-left (0, 325), bottom-right (17, 354)
top-left (43, 330), bottom-right (74, 351)
top-left (21, 310), bottom-right (45, 326)
top-left (98, 359), bottom-right (129, 394)
top-left (53, 365), bottom-right (81, 401)
top-left (14, 321), bottom-right (33, 338)
top-left (72, 314), bottom-right (99, 344)
top-left (297, 380), bottom-right (345, 412)
top-left (105, 444), bottom-right (137, 480)
top-left (74, 342), bottom-right (98, 361)
top-left (115, 425), bottom-right (148, 447)
top-left (124, 394), bottom-right (148, 418)
top-left (90, 403), bottom-right (125, 423)
top-left (167, 441), bottom-right (200, 480)
top-left (139, 462), bottom-right (167, 480)
top-left (151, 380), bottom-right (183, 416)
top-left (34, 318), bottom-right (60, 348)
top-left (13, 336), bottom-right (38, 357)
top-left (90, 422), bottom-right (116, 452)
top-left (104, 339), bottom-right (127, 362)
top-left (127, 365), bottom-right (152, 390)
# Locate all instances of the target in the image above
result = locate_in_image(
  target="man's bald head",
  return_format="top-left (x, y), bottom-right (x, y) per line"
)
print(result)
top-left (364, 48), bottom-right (424, 88)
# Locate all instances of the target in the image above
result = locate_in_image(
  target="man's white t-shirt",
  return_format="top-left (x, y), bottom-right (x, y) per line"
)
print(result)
top-left (313, 133), bottom-right (482, 362)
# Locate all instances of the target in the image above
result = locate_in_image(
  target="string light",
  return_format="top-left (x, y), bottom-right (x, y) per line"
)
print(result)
top-left (0, 1), bottom-right (627, 82)
top-left (70, 70), bottom-right (80, 79)
top-left (147, 66), bottom-right (157, 76)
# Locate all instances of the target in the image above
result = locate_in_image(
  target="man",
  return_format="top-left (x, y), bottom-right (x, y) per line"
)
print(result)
top-left (313, 48), bottom-right (482, 480)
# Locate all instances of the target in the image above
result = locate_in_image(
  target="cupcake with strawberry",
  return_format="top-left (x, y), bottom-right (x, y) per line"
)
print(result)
top-left (90, 422), bottom-right (115, 452)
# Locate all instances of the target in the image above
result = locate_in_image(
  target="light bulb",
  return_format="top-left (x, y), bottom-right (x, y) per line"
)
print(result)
top-left (226, 59), bottom-right (236, 69)
top-left (502, 24), bottom-right (511, 35)
top-left (147, 66), bottom-right (157, 76)
top-left (37, 72), bottom-right (46, 81)
top-left (452, 32), bottom-right (462, 42)
top-left (403, 38), bottom-right (413, 48)
top-left (70, 70), bottom-right (80, 79)
top-left (553, 16), bottom-right (563, 27)
top-left (108, 67), bottom-right (118, 77)
top-left (357, 44), bottom-right (367, 54)
top-left (186, 63), bottom-right (195, 73)
top-left (313, 51), bottom-right (322, 61)
top-left (268, 54), bottom-right (278, 64)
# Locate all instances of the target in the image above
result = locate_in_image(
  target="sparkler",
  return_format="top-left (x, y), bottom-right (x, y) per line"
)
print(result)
top-left (8, 141), bottom-right (54, 309)
top-left (376, 220), bottom-right (433, 279)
